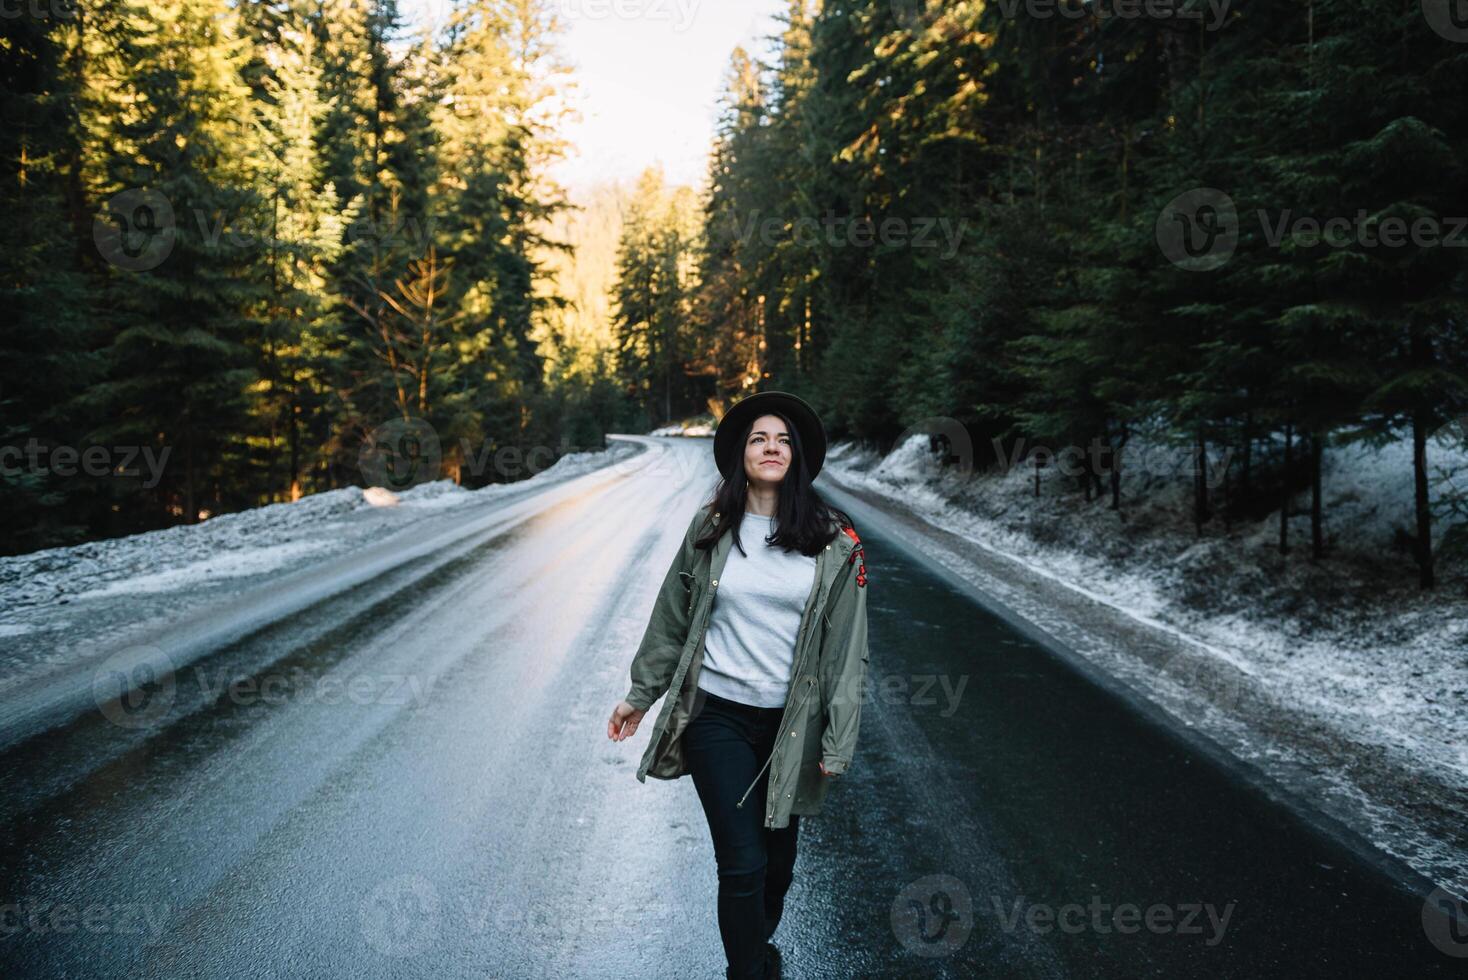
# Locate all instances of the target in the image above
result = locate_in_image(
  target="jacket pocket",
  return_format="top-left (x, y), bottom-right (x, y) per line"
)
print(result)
top-left (678, 570), bottom-right (697, 614)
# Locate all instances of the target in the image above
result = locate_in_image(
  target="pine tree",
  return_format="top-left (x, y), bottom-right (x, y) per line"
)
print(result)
top-left (695, 47), bottom-right (770, 402)
top-left (246, 2), bottom-right (355, 502)
top-left (0, 1), bottom-right (98, 551)
top-left (83, 0), bottom-right (267, 525)
top-left (433, 0), bottom-right (572, 476)
top-left (612, 167), bottom-right (701, 424)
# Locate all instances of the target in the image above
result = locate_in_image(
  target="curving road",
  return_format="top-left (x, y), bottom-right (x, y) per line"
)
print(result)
top-left (0, 436), bottom-right (1457, 977)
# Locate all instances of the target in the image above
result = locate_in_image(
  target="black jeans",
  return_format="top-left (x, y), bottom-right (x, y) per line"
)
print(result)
top-left (684, 688), bottom-right (801, 979)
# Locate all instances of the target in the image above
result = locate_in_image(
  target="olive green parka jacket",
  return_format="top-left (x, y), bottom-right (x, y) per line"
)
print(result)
top-left (623, 503), bottom-right (870, 829)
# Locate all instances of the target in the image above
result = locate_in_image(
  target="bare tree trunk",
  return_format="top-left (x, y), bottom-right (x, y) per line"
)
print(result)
top-left (288, 392), bottom-right (301, 502)
top-left (1222, 446), bottom-right (1232, 531)
top-left (1241, 411), bottom-right (1253, 494)
top-left (184, 437), bottom-right (196, 525)
top-left (1194, 429), bottom-right (1210, 537)
top-left (1109, 425), bottom-right (1128, 511)
top-left (1279, 422), bottom-right (1292, 555)
top-left (1413, 412), bottom-right (1435, 589)
top-left (1310, 430), bottom-right (1324, 561)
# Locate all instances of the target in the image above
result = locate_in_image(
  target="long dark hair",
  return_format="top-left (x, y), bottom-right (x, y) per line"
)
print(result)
top-left (694, 408), bottom-right (850, 558)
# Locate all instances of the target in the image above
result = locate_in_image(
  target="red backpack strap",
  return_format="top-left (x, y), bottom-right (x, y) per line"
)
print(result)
top-left (840, 525), bottom-right (867, 587)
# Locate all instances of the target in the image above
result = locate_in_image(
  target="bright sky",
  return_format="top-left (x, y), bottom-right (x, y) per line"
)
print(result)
top-left (407, 0), bottom-right (788, 195)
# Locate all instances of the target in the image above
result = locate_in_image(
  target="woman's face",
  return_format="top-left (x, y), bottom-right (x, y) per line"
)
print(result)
top-left (743, 413), bottom-right (792, 489)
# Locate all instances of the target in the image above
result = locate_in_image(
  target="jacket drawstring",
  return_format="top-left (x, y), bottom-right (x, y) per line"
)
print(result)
top-left (736, 675), bottom-right (818, 811)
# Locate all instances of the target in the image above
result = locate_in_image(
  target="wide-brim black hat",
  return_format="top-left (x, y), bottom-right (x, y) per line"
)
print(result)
top-left (713, 391), bottom-right (827, 481)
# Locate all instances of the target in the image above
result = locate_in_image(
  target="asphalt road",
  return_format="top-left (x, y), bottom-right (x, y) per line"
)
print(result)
top-left (0, 436), bottom-right (1456, 977)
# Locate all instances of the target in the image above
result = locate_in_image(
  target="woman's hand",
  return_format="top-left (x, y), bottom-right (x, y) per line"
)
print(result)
top-left (818, 761), bottom-right (840, 777)
top-left (607, 700), bottom-right (646, 742)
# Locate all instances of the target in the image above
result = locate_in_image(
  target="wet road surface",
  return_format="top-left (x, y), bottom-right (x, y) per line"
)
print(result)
top-left (0, 436), bottom-right (1457, 977)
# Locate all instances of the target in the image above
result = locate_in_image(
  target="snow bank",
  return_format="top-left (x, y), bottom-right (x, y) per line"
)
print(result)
top-left (830, 429), bottom-right (1468, 770)
top-left (0, 441), bottom-right (640, 615)
top-left (649, 421), bottom-right (715, 437)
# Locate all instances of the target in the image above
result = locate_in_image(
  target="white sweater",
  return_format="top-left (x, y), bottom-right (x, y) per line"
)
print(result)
top-left (696, 511), bottom-right (819, 708)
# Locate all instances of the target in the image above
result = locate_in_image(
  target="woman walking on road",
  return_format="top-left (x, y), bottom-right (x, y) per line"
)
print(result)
top-left (607, 391), bottom-right (871, 980)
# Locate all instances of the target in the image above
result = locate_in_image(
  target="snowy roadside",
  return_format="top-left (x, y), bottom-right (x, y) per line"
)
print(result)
top-left (821, 434), bottom-right (1468, 899)
top-left (0, 440), bottom-right (643, 696)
